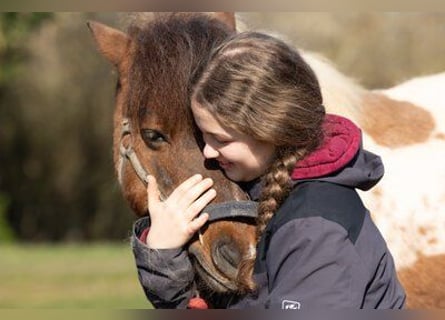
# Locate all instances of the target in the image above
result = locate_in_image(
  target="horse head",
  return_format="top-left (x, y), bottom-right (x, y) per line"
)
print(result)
top-left (88, 12), bottom-right (256, 295)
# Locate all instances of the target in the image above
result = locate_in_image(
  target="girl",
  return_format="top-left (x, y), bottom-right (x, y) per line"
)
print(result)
top-left (131, 32), bottom-right (406, 309)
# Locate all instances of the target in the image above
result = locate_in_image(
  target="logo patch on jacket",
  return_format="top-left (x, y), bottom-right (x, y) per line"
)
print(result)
top-left (281, 299), bottom-right (301, 309)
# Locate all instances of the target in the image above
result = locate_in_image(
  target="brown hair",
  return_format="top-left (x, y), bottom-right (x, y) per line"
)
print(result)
top-left (192, 32), bottom-right (326, 292)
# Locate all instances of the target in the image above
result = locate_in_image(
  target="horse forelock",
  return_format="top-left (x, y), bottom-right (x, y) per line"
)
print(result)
top-left (125, 13), bottom-right (234, 136)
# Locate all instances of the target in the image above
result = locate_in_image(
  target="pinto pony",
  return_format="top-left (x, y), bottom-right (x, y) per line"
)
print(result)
top-left (89, 12), bottom-right (445, 308)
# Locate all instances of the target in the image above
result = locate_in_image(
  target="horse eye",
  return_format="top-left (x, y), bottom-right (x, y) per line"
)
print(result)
top-left (141, 129), bottom-right (168, 149)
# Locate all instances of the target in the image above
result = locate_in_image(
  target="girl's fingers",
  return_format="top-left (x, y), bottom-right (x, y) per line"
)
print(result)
top-left (185, 188), bottom-right (216, 220)
top-left (179, 178), bottom-right (214, 208)
top-left (169, 174), bottom-right (203, 201)
top-left (147, 175), bottom-right (161, 210)
top-left (187, 213), bottom-right (209, 236)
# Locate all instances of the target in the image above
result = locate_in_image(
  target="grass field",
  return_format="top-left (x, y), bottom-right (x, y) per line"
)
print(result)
top-left (0, 243), bottom-right (152, 308)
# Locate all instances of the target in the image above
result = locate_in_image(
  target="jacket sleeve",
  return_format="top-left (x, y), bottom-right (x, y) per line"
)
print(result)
top-left (260, 217), bottom-right (382, 309)
top-left (131, 217), bottom-right (195, 309)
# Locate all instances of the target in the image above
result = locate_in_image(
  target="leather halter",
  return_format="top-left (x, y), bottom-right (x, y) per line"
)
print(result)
top-left (118, 118), bottom-right (258, 222)
top-left (119, 118), bottom-right (150, 186)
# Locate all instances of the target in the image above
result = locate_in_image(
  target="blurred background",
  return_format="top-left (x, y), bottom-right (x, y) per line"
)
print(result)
top-left (1, 12), bottom-right (444, 308)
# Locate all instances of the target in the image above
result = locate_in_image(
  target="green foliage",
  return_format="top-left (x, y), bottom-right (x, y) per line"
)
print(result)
top-left (0, 13), bottom-right (53, 85)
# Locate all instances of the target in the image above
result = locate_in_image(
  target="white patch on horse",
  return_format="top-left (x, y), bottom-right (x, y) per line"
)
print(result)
top-left (300, 51), bottom-right (445, 270)
top-left (359, 139), bottom-right (445, 269)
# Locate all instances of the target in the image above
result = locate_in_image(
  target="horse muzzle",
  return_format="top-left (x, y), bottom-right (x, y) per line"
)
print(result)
top-left (188, 201), bottom-right (258, 293)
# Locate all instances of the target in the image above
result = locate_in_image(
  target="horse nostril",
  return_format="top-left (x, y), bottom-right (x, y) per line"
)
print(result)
top-left (218, 243), bottom-right (241, 267)
top-left (212, 239), bottom-right (241, 279)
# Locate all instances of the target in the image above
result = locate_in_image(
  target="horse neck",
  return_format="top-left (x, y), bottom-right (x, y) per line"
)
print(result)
top-left (301, 50), bottom-right (367, 125)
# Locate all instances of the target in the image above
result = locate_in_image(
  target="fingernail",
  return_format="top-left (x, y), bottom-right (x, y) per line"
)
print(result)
top-left (201, 212), bottom-right (209, 220)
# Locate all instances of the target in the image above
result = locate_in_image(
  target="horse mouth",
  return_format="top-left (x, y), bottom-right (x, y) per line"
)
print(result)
top-left (188, 247), bottom-right (239, 293)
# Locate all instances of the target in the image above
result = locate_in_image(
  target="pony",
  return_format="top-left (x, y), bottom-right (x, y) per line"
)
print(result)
top-left (88, 13), bottom-right (257, 305)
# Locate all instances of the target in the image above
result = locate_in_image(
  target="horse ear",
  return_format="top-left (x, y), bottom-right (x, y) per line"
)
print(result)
top-left (87, 21), bottom-right (130, 66)
top-left (212, 12), bottom-right (236, 31)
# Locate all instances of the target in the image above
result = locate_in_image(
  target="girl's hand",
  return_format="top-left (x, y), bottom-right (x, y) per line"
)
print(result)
top-left (145, 174), bottom-right (216, 249)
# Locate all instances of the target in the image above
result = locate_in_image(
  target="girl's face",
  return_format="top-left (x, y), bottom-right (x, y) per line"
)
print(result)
top-left (192, 101), bottom-right (275, 182)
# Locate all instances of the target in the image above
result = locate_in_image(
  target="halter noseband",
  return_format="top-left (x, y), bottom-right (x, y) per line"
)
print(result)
top-left (118, 118), bottom-right (259, 222)
top-left (119, 118), bottom-right (151, 186)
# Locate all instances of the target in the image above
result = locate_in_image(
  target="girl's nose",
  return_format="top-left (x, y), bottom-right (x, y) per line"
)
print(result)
top-left (203, 144), bottom-right (219, 159)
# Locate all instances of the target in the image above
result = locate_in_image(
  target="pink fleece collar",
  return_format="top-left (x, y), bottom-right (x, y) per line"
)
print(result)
top-left (291, 114), bottom-right (361, 180)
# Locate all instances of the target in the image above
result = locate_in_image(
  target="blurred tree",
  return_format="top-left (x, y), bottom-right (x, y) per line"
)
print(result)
top-left (0, 13), bottom-right (135, 242)
top-left (0, 13), bottom-right (53, 85)
top-left (0, 13), bottom-right (54, 241)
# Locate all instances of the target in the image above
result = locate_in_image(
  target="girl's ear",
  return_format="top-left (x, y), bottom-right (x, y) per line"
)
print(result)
top-left (212, 12), bottom-right (236, 31)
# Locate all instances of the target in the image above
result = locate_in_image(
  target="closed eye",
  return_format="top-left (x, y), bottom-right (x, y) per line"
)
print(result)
top-left (215, 138), bottom-right (230, 145)
top-left (203, 133), bottom-right (232, 146)
top-left (141, 129), bottom-right (168, 150)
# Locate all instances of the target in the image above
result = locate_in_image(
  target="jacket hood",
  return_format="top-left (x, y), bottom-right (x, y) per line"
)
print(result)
top-left (291, 114), bottom-right (384, 191)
